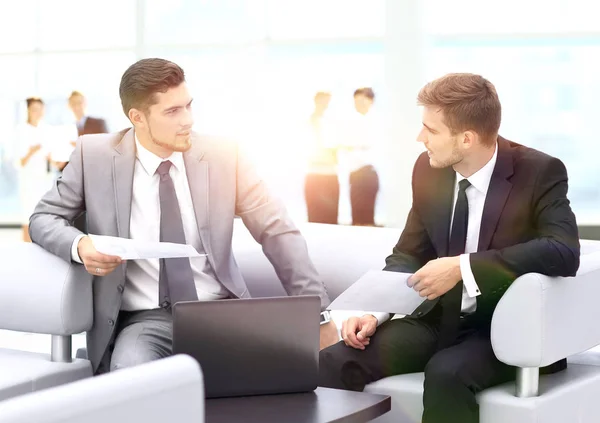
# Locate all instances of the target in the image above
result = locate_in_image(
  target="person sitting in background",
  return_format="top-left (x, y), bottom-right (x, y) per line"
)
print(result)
top-left (305, 91), bottom-right (339, 224)
top-left (319, 73), bottom-right (580, 423)
top-left (29, 58), bottom-right (336, 374)
top-left (17, 97), bottom-right (53, 242)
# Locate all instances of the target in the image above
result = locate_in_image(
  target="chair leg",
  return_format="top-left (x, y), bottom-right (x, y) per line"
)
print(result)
top-left (515, 367), bottom-right (539, 397)
top-left (51, 335), bottom-right (72, 363)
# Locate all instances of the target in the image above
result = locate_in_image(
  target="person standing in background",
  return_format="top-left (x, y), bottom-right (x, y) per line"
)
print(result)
top-left (69, 91), bottom-right (109, 137)
top-left (17, 97), bottom-right (52, 242)
top-left (339, 88), bottom-right (380, 226)
top-left (54, 91), bottom-right (110, 233)
top-left (305, 91), bottom-right (339, 224)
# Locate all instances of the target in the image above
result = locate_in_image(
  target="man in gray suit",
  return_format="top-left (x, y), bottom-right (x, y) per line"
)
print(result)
top-left (30, 58), bottom-right (333, 374)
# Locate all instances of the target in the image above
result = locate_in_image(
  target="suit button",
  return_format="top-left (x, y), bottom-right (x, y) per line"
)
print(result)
top-left (108, 319), bottom-right (114, 326)
top-left (117, 285), bottom-right (124, 293)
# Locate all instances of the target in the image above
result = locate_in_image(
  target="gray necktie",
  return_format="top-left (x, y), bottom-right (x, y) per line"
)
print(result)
top-left (156, 160), bottom-right (198, 309)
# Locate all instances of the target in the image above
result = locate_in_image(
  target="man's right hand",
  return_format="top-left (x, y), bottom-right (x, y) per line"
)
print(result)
top-left (341, 314), bottom-right (378, 350)
top-left (77, 236), bottom-right (123, 276)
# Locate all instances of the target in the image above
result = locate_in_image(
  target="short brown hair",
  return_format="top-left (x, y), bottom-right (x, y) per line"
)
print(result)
top-left (119, 58), bottom-right (185, 117)
top-left (354, 87), bottom-right (375, 100)
top-left (69, 90), bottom-right (84, 99)
top-left (417, 73), bottom-right (501, 145)
top-left (26, 97), bottom-right (44, 108)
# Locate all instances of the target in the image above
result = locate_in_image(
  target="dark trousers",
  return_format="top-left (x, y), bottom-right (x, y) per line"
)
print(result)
top-left (319, 314), bottom-right (515, 423)
top-left (349, 165), bottom-right (379, 226)
top-left (305, 173), bottom-right (339, 224)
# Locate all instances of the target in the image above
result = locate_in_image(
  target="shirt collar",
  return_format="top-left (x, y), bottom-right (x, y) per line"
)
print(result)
top-left (455, 141), bottom-right (498, 194)
top-left (134, 132), bottom-right (184, 176)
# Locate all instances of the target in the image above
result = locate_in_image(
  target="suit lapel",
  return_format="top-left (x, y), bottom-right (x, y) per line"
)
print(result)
top-left (112, 129), bottom-right (136, 238)
top-left (478, 137), bottom-right (514, 251)
top-left (430, 167), bottom-right (455, 257)
top-left (183, 138), bottom-right (214, 262)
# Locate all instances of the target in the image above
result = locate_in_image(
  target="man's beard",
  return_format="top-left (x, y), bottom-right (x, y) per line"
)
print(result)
top-left (148, 124), bottom-right (192, 153)
top-left (430, 139), bottom-right (463, 169)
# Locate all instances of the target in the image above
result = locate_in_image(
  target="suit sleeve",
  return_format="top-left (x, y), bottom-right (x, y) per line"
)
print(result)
top-left (469, 157), bottom-right (580, 309)
top-left (234, 144), bottom-right (330, 310)
top-left (384, 157), bottom-right (438, 274)
top-left (98, 119), bottom-right (109, 133)
top-left (29, 138), bottom-right (86, 263)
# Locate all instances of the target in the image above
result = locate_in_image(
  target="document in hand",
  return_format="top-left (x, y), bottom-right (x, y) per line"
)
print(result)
top-left (327, 270), bottom-right (426, 315)
top-left (89, 235), bottom-right (206, 260)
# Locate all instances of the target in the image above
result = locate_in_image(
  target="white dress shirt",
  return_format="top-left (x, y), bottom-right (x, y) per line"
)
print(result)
top-left (72, 135), bottom-right (228, 311)
top-left (365, 142), bottom-right (498, 324)
top-left (338, 110), bottom-right (381, 172)
top-left (453, 142), bottom-right (498, 313)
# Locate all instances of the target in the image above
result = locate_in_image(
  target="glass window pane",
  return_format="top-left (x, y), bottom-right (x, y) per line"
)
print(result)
top-left (144, 0), bottom-right (266, 45)
top-left (38, 0), bottom-right (136, 50)
top-left (0, 56), bottom-right (36, 224)
top-left (38, 51), bottom-right (136, 131)
top-left (260, 43), bottom-right (385, 223)
top-left (426, 39), bottom-right (600, 224)
top-left (0, 1), bottom-right (37, 53)
top-left (266, 0), bottom-right (385, 40)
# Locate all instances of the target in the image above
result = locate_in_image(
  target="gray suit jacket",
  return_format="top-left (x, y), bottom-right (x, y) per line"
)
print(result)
top-left (30, 128), bottom-right (330, 373)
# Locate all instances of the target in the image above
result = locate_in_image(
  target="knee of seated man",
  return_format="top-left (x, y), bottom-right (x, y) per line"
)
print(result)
top-left (423, 351), bottom-right (468, 387)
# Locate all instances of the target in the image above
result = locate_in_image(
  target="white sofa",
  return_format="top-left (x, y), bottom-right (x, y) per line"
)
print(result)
top-left (1, 222), bottom-right (600, 423)
top-left (0, 354), bottom-right (204, 423)
top-left (232, 221), bottom-right (600, 423)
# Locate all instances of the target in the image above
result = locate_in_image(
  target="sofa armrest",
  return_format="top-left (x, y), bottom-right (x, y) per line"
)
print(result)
top-left (0, 242), bottom-right (92, 336)
top-left (491, 249), bottom-right (600, 368)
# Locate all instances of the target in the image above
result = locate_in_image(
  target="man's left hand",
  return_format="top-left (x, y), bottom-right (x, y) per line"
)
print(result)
top-left (319, 320), bottom-right (339, 350)
top-left (408, 256), bottom-right (462, 300)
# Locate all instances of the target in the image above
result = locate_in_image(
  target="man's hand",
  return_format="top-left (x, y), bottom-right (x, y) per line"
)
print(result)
top-left (341, 314), bottom-right (378, 350)
top-left (77, 236), bottom-right (123, 276)
top-left (319, 320), bottom-right (339, 350)
top-left (408, 256), bottom-right (462, 300)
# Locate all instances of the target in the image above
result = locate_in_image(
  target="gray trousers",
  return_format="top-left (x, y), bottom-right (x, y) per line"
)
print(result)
top-left (110, 308), bottom-right (173, 371)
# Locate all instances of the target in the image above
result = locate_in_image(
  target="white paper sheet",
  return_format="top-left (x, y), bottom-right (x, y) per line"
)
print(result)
top-left (328, 270), bottom-right (426, 315)
top-left (89, 235), bottom-right (206, 260)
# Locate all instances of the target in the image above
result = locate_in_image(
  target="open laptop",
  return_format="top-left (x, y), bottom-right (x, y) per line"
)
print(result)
top-left (172, 295), bottom-right (321, 398)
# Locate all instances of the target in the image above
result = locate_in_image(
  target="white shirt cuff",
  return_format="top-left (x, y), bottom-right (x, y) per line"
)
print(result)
top-left (460, 253), bottom-right (481, 297)
top-left (368, 312), bottom-right (390, 326)
top-left (71, 235), bottom-right (86, 264)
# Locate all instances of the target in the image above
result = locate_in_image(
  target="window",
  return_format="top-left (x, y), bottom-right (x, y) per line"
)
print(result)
top-left (38, 0), bottom-right (136, 51)
top-left (144, 0), bottom-right (266, 46)
top-left (427, 39), bottom-right (600, 223)
top-left (266, 0), bottom-right (385, 40)
top-left (38, 51), bottom-right (136, 130)
top-left (0, 1), bottom-right (37, 53)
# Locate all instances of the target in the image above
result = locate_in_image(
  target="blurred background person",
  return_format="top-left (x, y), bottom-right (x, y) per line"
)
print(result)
top-left (69, 90), bottom-right (109, 137)
top-left (338, 87), bottom-right (380, 226)
top-left (16, 97), bottom-right (52, 242)
top-left (304, 91), bottom-right (339, 224)
top-left (51, 90), bottom-right (109, 234)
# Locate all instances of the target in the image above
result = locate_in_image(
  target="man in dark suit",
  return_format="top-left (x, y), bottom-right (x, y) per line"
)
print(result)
top-left (69, 91), bottom-right (109, 136)
top-left (319, 73), bottom-right (580, 423)
top-left (67, 91), bottom-right (109, 233)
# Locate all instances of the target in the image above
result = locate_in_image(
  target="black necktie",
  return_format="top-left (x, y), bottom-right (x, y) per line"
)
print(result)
top-left (438, 178), bottom-right (471, 349)
top-left (156, 161), bottom-right (198, 310)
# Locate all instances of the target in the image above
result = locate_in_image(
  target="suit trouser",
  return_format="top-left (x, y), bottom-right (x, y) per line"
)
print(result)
top-left (305, 173), bottom-right (339, 224)
top-left (109, 309), bottom-right (173, 371)
top-left (319, 314), bottom-right (515, 423)
top-left (349, 165), bottom-right (379, 226)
